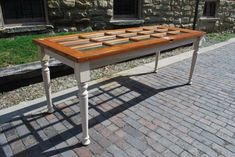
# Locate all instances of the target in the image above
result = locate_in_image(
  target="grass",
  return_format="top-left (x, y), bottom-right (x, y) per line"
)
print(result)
top-left (205, 32), bottom-right (235, 42)
top-left (201, 32), bottom-right (235, 48)
top-left (0, 32), bottom-right (75, 68)
top-left (0, 32), bottom-right (234, 68)
top-left (205, 33), bottom-right (235, 43)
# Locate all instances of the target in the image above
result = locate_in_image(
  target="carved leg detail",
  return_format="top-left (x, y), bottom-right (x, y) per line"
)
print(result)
top-left (154, 51), bottom-right (160, 73)
top-left (188, 38), bottom-right (200, 85)
top-left (78, 82), bottom-right (90, 146)
top-left (40, 48), bottom-right (53, 113)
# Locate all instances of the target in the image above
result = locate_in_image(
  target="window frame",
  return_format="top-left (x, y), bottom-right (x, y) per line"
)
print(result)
top-left (0, 2), bottom-right (3, 27)
top-left (0, 0), bottom-right (49, 27)
top-left (112, 0), bottom-right (142, 20)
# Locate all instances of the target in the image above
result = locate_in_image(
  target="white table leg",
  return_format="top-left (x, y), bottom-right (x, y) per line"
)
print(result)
top-left (188, 38), bottom-right (201, 85)
top-left (78, 82), bottom-right (90, 145)
top-left (74, 63), bottom-right (91, 146)
top-left (39, 47), bottom-right (54, 113)
top-left (154, 51), bottom-right (160, 73)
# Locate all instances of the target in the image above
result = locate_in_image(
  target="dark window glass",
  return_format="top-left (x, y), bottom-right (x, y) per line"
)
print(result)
top-left (114, 0), bottom-right (139, 18)
top-left (203, 1), bottom-right (216, 17)
top-left (0, 0), bottom-right (45, 24)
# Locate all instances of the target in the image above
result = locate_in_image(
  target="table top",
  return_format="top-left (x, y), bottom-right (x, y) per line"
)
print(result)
top-left (33, 25), bottom-right (205, 63)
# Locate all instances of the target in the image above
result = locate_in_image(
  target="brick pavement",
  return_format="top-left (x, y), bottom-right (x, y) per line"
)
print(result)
top-left (1, 43), bottom-right (235, 157)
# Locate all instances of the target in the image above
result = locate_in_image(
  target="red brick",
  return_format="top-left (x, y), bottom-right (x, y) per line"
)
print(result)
top-left (73, 147), bottom-right (92, 157)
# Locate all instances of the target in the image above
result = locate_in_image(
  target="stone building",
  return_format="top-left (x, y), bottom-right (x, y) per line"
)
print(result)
top-left (0, 0), bottom-right (234, 35)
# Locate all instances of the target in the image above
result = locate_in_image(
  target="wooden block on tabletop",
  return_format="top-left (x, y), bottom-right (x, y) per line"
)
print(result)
top-left (143, 26), bottom-right (158, 30)
top-left (91, 35), bottom-right (116, 42)
top-left (59, 39), bottom-right (90, 46)
top-left (70, 42), bottom-right (103, 50)
top-left (155, 28), bottom-right (168, 33)
top-left (117, 33), bottom-right (137, 38)
top-left (167, 30), bottom-right (181, 35)
top-left (103, 38), bottom-right (130, 46)
top-left (151, 33), bottom-right (167, 38)
top-left (130, 35), bottom-right (151, 41)
top-left (79, 33), bottom-right (105, 39)
top-left (105, 30), bottom-right (126, 35)
top-left (138, 30), bottom-right (155, 35)
top-left (51, 36), bottom-right (79, 42)
top-left (126, 28), bottom-right (143, 33)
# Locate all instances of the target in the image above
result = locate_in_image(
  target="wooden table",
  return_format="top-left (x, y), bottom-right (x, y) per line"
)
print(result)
top-left (34, 25), bottom-right (205, 145)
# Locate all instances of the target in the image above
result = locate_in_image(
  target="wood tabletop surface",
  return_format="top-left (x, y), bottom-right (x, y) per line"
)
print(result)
top-left (33, 25), bottom-right (205, 63)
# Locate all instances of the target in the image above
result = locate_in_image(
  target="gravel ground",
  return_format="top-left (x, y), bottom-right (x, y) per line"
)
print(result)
top-left (0, 38), bottom-right (226, 109)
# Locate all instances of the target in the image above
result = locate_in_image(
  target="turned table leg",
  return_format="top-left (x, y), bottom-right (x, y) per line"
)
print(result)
top-left (75, 63), bottom-right (90, 146)
top-left (39, 47), bottom-right (54, 113)
top-left (78, 82), bottom-right (90, 145)
top-left (154, 51), bottom-right (160, 73)
top-left (188, 38), bottom-right (201, 85)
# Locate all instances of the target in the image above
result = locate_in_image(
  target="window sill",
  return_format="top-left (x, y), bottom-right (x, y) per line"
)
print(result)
top-left (199, 17), bottom-right (219, 21)
top-left (0, 24), bottom-right (54, 34)
top-left (110, 19), bottom-right (145, 26)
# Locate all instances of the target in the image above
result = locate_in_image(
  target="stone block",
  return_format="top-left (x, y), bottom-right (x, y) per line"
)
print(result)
top-left (98, 0), bottom-right (108, 8)
top-left (61, 0), bottom-right (75, 7)
top-left (144, 0), bottom-right (153, 4)
top-left (106, 9), bottom-right (113, 17)
top-left (76, 0), bottom-right (92, 8)
top-left (48, 0), bottom-right (60, 9)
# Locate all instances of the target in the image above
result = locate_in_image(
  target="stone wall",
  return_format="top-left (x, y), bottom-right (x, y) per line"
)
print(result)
top-left (143, 0), bottom-right (199, 28)
top-left (215, 0), bottom-right (235, 31)
top-left (45, 0), bottom-right (235, 32)
top-left (143, 0), bottom-right (235, 32)
top-left (47, 0), bottom-right (113, 31)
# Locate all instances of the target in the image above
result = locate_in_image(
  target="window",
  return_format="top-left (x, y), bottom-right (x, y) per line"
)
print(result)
top-left (203, 1), bottom-right (217, 17)
top-left (0, 0), bottom-right (45, 24)
top-left (114, 0), bottom-right (141, 19)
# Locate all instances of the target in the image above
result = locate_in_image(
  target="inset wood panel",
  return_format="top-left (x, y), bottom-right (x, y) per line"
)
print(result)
top-left (59, 39), bottom-right (90, 46)
top-left (117, 33), bottom-right (137, 38)
top-left (70, 42), bottom-right (103, 50)
top-left (138, 30), bottom-right (154, 35)
top-left (79, 33), bottom-right (105, 39)
top-left (130, 35), bottom-right (151, 41)
top-left (143, 26), bottom-right (158, 30)
top-left (105, 30), bottom-right (126, 35)
top-left (151, 33), bottom-right (167, 38)
top-left (126, 28), bottom-right (143, 33)
top-left (103, 38), bottom-right (130, 46)
top-left (51, 36), bottom-right (79, 42)
top-left (167, 30), bottom-right (181, 35)
top-left (155, 29), bottom-right (168, 33)
top-left (91, 35), bottom-right (116, 42)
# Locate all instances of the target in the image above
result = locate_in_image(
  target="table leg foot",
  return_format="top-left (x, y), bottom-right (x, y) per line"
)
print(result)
top-left (82, 137), bottom-right (90, 146)
top-left (188, 81), bottom-right (192, 85)
top-left (47, 107), bottom-right (54, 113)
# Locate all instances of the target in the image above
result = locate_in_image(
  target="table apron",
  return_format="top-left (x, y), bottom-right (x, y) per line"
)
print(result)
top-left (44, 48), bottom-right (75, 68)
top-left (89, 38), bottom-right (197, 69)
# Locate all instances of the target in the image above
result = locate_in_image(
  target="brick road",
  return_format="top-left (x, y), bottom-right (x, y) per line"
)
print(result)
top-left (1, 43), bottom-right (235, 157)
